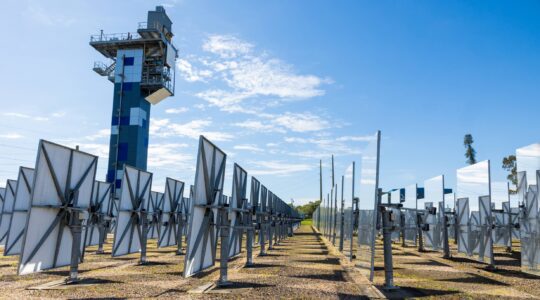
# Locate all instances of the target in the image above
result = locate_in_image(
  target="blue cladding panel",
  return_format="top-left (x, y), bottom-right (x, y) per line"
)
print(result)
top-left (118, 143), bottom-right (128, 161)
top-left (122, 82), bottom-right (133, 91)
top-left (124, 57), bottom-right (134, 66)
top-left (115, 179), bottom-right (122, 189)
top-left (106, 170), bottom-right (114, 182)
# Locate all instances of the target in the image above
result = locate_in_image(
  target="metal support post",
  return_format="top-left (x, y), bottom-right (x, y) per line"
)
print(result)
top-left (443, 213), bottom-right (451, 258)
top-left (381, 207), bottom-right (397, 290)
top-left (67, 209), bottom-right (82, 284)
top-left (177, 213), bottom-right (184, 255)
top-left (218, 204), bottom-right (232, 287)
top-left (417, 212), bottom-right (425, 252)
top-left (140, 210), bottom-right (148, 264)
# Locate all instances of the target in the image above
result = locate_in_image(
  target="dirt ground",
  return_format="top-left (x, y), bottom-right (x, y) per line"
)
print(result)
top-left (374, 241), bottom-right (540, 299)
top-left (3, 226), bottom-right (538, 299)
top-left (0, 225), bottom-right (376, 299)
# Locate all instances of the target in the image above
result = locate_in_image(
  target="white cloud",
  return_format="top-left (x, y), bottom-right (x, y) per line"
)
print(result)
top-left (336, 135), bottom-right (376, 142)
top-left (25, 2), bottom-right (75, 27)
top-left (52, 112), bottom-right (66, 118)
top-left (273, 112), bottom-right (330, 132)
top-left (176, 59), bottom-right (213, 82)
top-left (233, 144), bottom-right (264, 152)
top-left (232, 112), bottom-right (331, 134)
top-left (232, 120), bottom-right (284, 133)
top-left (74, 143), bottom-right (109, 159)
top-left (3, 112), bottom-right (49, 121)
top-left (249, 160), bottom-right (314, 176)
top-left (150, 118), bottom-right (233, 141)
top-left (160, 0), bottom-right (183, 8)
top-left (148, 143), bottom-right (193, 168)
top-left (178, 35), bottom-right (329, 113)
top-left (165, 107), bottom-right (189, 114)
top-left (202, 35), bottom-right (253, 59)
top-left (84, 129), bottom-right (110, 141)
top-left (0, 133), bottom-right (24, 139)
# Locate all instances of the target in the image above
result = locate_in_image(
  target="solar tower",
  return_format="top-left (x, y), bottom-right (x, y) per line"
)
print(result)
top-left (90, 6), bottom-right (177, 192)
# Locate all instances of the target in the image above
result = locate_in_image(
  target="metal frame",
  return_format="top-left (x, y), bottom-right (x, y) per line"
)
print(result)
top-left (83, 181), bottom-right (113, 254)
top-left (18, 140), bottom-right (97, 282)
top-left (158, 178), bottom-right (184, 249)
top-left (1, 179), bottom-right (18, 251)
top-left (228, 163), bottom-right (248, 258)
top-left (183, 136), bottom-right (226, 278)
top-left (148, 191), bottom-right (163, 240)
top-left (111, 165), bottom-right (153, 264)
top-left (5, 168), bottom-right (34, 256)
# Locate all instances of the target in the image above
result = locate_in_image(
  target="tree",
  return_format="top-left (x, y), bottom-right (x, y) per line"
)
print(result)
top-left (295, 200), bottom-right (321, 219)
top-left (464, 134), bottom-right (477, 165)
top-left (502, 154), bottom-right (517, 194)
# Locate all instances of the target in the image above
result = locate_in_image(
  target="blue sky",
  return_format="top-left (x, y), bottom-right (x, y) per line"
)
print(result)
top-left (0, 0), bottom-right (539, 205)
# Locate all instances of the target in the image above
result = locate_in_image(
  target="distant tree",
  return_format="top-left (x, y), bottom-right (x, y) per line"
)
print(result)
top-left (502, 155), bottom-right (517, 194)
top-left (464, 134), bottom-right (477, 165)
top-left (296, 200), bottom-right (321, 219)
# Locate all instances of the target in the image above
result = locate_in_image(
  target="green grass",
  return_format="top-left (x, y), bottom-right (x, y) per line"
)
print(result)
top-left (301, 219), bottom-right (312, 225)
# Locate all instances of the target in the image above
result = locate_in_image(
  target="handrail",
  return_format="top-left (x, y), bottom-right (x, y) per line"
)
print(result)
top-left (90, 32), bottom-right (142, 43)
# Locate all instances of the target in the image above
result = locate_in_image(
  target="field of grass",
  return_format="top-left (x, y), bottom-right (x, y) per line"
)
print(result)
top-left (301, 218), bottom-right (312, 225)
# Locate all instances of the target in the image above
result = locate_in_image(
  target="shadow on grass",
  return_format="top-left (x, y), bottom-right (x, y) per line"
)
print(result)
top-left (214, 281), bottom-right (275, 289)
top-left (295, 258), bottom-right (340, 265)
top-left (244, 263), bottom-right (281, 269)
top-left (290, 270), bottom-right (346, 282)
top-left (402, 260), bottom-right (451, 267)
top-left (134, 261), bottom-right (175, 267)
top-left (438, 273), bottom-right (509, 286)
top-left (480, 266), bottom-right (540, 280)
top-left (380, 286), bottom-right (460, 298)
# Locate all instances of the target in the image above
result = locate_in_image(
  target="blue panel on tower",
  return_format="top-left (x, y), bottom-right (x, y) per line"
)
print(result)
top-left (106, 170), bottom-right (114, 182)
top-left (115, 179), bottom-right (122, 189)
top-left (122, 82), bottom-right (133, 91)
top-left (118, 143), bottom-right (128, 161)
top-left (124, 56), bottom-right (134, 66)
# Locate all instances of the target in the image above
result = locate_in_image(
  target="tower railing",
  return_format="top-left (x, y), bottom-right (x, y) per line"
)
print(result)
top-left (90, 32), bottom-right (142, 43)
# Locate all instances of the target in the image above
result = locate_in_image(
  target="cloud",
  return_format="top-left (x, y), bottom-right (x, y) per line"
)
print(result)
top-left (84, 129), bottom-right (110, 141)
top-left (232, 120), bottom-right (284, 133)
top-left (160, 0), bottom-right (183, 8)
top-left (202, 35), bottom-right (253, 59)
top-left (24, 1), bottom-right (75, 27)
top-left (273, 112), bottom-right (330, 132)
top-left (0, 133), bottom-right (24, 139)
top-left (150, 118), bottom-right (234, 141)
top-left (3, 112), bottom-right (49, 121)
top-left (74, 143), bottom-right (109, 159)
top-left (51, 112), bottom-right (66, 118)
top-left (233, 144), bottom-right (264, 152)
top-left (178, 35), bottom-right (329, 113)
top-left (148, 143), bottom-right (193, 169)
top-left (248, 160), bottom-right (314, 176)
top-left (336, 135), bottom-right (376, 142)
top-left (176, 59), bottom-right (213, 82)
top-left (232, 112), bottom-right (331, 133)
top-left (165, 107), bottom-right (189, 114)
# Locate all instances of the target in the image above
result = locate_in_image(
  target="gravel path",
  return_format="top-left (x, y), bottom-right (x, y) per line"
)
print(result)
top-left (0, 225), bottom-right (375, 299)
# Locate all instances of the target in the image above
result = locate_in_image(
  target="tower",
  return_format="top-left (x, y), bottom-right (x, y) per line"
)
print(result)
top-left (90, 6), bottom-right (177, 191)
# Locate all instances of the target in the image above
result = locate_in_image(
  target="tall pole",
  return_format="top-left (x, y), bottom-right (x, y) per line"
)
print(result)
top-left (319, 160), bottom-right (323, 229)
top-left (331, 155), bottom-right (335, 187)
top-left (339, 175), bottom-right (345, 251)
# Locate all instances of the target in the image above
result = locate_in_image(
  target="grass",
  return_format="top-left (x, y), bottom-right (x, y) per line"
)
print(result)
top-left (301, 219), bottom-right (312, 226)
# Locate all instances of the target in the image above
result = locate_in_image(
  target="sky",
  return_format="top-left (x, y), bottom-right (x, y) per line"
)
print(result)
top-left (0, 0), bottom-right (539, 206)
